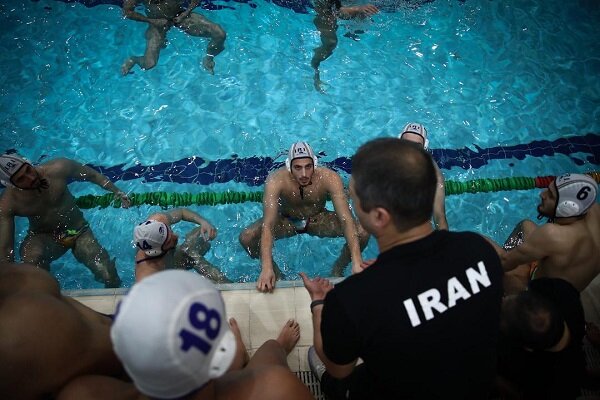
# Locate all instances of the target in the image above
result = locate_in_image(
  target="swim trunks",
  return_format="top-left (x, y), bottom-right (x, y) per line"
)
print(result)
top-left (529, 261), bottom-right (539, 280)
top-left (54, 224), bottom-right (89, 248)
top-left (283, 215), bottom-right (310, 234)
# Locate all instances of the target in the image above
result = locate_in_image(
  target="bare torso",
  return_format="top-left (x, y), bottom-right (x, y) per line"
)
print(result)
top-left (1, 161), bottom-right (87, 234)
top-left (0, 264), bottom-right (124, 399)
top-left (535, 204), bottom-right (600, 291)
top-left (273, 167), bottom-right (331, 219)
top-left (143, 0), bottom-right (185, 19)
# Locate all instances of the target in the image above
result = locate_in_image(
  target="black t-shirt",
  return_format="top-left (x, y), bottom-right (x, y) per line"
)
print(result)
top-left (321, 230), bottom-right (503, 399)
top-left (497, 278), bottom-right (586, 400)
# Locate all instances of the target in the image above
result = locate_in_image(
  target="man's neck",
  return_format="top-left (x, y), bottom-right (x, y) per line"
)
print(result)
top-left (376, 222), bottom-right (434, 253)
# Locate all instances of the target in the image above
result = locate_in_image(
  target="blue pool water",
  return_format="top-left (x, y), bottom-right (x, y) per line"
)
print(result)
top-left (0, 0), bottom-right (598, 289)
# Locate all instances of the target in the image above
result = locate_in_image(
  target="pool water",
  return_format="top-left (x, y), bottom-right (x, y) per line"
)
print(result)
top-left (0, 0), bottom-right (598, 289)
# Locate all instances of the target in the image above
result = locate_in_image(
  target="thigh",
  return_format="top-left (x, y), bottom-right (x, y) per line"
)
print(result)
top-left (306, 211), bottom-right (345, 238)
top-left (144, 24), bottom-right (168, 52)
top-left (20, 232), bottom-right (67, 266)
top-left (176, 13), bottom-right (219, 37)
top-left (246, 217), bottom-right (299, 240)
top-left (71, 229), bottom-right (107, 263)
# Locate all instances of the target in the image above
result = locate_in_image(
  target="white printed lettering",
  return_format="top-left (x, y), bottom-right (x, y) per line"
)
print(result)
top-left (447, 277), bottom-right (471, 307)
top-left (403, 298), bottom-right (422, 327)
top-left (402, 260), bottom-right (493, 328)
top-left (417, 289), bottom-right (448, 321)
top-left (466, 261), bottom-right (491, 294)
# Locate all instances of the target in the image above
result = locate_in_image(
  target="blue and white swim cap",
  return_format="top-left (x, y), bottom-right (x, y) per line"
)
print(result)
top-left (554, 173), bottom-right (598, 218)
top-left (399, 123), bottom-right (430, 150)
top-left (111, 270), bottom-right (236, 399)
top-left (134, 219), bottom-right (169, 257)
top-left (285, 141), bottom-right (318, 171)
top-left (0, 153), bottom-right (29, 188)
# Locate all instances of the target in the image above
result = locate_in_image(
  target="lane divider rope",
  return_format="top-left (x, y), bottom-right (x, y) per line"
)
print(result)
top-left (75, 172), bottom-right (600, 209)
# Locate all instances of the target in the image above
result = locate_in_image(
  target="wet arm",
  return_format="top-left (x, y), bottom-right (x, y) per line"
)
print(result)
top-left (337, 4), bottom-right (379, 20)
top-left (311, 304), bottom-right (357, 379)
top-left (163, 208), bottom-right (216, 238)
top-left (64, 159), bottom-right (129, 198)
top-left (176, 0), bottom-right (198, 19)
top-left (122, 0), bottom-right (151, 22)
top-left (433, 163), bottom-right (448, 230)
top-left (329, 175), bottom-right (362, 268)
top-left (259, 177), bottom-right (281, 273)
top-left (0, 210), bottom-right (16, 262)
top-left (501, 225), bottom-right (555, 272)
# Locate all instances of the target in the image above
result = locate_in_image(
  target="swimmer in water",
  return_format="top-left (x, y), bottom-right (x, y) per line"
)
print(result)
top-left (489, 173), bottom-right (600, 294)
top-left (0, 153), bottom-right (130, 287)
top-left (134, 208), bottom-right (230, 283)
top-left (121, 0), bottom-right (226, 75)
top-left (311, 0), bottom-right (378, 92)
top-left (239, 141), bottom-right (369, 292)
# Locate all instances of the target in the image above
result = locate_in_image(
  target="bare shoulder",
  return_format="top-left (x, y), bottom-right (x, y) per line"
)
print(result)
top-left (266, 167), bottom-right (288, 183)
top-left (316, 167), bottom-right (344, 190)
top-left (147, 212), bottom-right (171, 225)
top-left (316, 166), bottom-right (341, 181)
top-left (265, 168), bottom-right (288, 191)
top-left (0, 263), bottom-right (61, 297)
top-left (43, 158), bottom-right (78, 177)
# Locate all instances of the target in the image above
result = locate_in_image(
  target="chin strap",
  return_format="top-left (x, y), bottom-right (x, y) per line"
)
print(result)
top-left (299, 181), bottom-right (313, 200)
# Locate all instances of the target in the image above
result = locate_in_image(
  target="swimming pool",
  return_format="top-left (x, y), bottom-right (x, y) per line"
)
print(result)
top-left (0, 0), bottom-right (598, 289)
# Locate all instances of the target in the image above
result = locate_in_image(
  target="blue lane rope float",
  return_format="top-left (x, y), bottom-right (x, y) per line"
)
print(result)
top-left (75, 172), bottom-right (600, 209)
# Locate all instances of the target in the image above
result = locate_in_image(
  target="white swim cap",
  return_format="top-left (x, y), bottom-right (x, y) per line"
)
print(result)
top-left (285, 141), bottom-right (318, 171)
top-left (134, 220), bottom-right (169, 257)
top-left (111, 270), bottom-right (236, 399)
top-left (554, 173), bottom-right (598, 218)
top-left (399, 122), bottom-right (430, 150)
top-left (0, 153), bottom-right (29, 188)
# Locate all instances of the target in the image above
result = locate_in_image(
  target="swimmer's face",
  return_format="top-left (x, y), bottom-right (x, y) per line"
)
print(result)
top-left (290, 158), bottom-right (314, 186)
top-left (10, 164), bottom-right (44, 190)
top-left (538, 182), bottom-right (558, 217)
top-left (400, 132), bottom-right (425, 148)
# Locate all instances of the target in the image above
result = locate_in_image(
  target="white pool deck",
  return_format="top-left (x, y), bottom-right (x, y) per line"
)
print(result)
top-left (66, 275), bottom-right (600, 398)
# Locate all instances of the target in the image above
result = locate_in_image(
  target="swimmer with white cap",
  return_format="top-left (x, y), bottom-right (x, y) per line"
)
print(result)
top-left (0, 153), bottom-right (131, 288)
top-left (492, 173), bottom-right (600, 293)
top-left (398, 122), bottom-right (448, 230)
top-left (239, 141), bottom-right (370, 292)
top-left (56, 270), bottom-right (313, 400)
top-left (133, 208), bottom-right (230, 284)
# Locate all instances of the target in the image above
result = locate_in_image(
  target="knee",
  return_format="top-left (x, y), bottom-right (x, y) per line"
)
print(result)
top-left (357, 225), bottom-right (370, 247)
top-left (323, 35), bottom-right (338, 50)
top-left (238, 228), bottom-right (259, 257)
top-left (19, 249), bottom-right (47, 269)
top-left (214, 25), bottom-right (226, 43)
top-left (143, 58), bottom-right (157, 70)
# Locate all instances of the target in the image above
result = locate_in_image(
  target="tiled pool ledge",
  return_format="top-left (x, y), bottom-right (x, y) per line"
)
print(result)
top-left (63, 278), bottom-right (345, 297)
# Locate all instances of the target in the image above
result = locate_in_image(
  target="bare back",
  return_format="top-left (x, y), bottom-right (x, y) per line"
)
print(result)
top-left (0, 263), bottom-right (124, 399)
top-left (535, 204), bottom-right (600, 291)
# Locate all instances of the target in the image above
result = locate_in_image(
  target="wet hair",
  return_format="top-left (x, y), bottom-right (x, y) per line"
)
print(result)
top-left (351, 138), bottom-right (437, 231)
top-left (501, 290), bottom-right (565, 351)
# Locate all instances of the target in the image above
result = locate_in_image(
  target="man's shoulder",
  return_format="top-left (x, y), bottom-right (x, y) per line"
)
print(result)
top-left (314, 167), bottom-right (343, 190)
top-left (266, 168), bottom-right (288, 184)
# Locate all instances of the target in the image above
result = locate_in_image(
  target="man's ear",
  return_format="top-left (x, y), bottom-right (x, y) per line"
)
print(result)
top-left (370, 207), bottom-right (392, 229)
